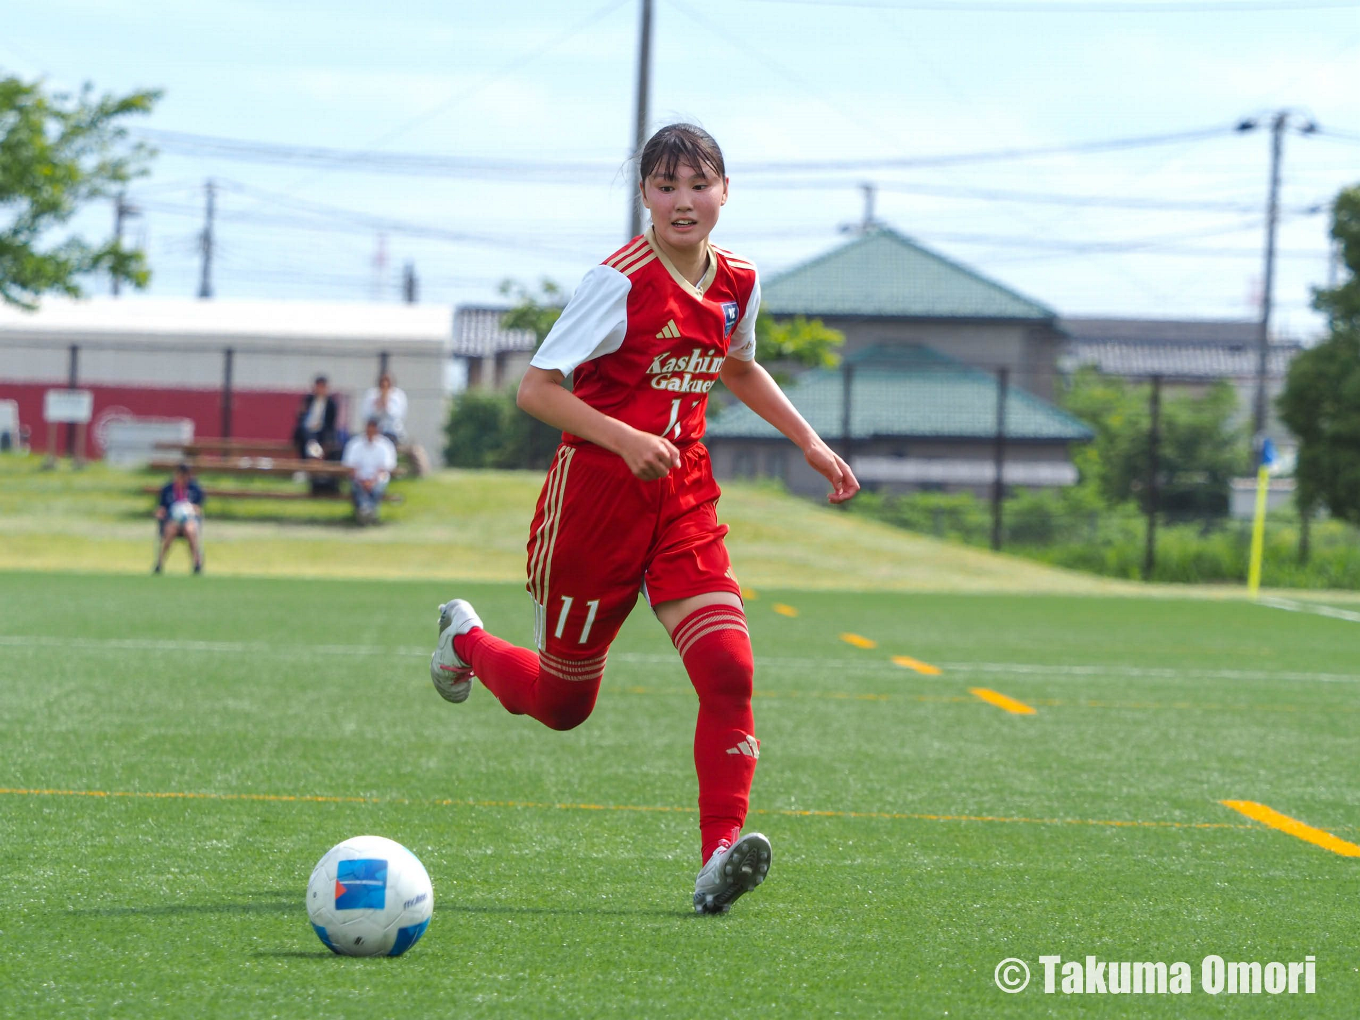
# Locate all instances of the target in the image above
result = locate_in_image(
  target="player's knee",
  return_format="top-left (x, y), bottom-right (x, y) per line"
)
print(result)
top-left (699, 656), bottom-right (753, 706)
top-left (543, 697), bottom-right (594, 731)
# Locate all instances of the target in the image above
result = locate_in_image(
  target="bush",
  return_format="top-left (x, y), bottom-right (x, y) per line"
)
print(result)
top-left (444, 389), bottom-right (559, 470)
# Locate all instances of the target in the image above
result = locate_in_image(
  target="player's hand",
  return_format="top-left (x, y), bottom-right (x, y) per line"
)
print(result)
top-left (618, 429), bottom-right (682, 480)
top-left (804, 441), bottom-right (859, 504)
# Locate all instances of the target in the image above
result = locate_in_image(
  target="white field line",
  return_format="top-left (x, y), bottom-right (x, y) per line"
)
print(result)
top-left (1258, 596), bottom-right (1360, 624)
top-left (1, 634), bottom-right (1358, 684)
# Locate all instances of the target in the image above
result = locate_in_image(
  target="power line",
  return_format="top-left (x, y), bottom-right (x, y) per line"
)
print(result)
top-left (137, 123), bottom-right (1242, 177)
top-left (1314, 126), bottom-right (1360, 144)
top-left (739, 126), bottom-right (1239, 172)
top-left (751, 178), bottom-right (1328, 213)
top-left (251, 0), bottom-right (632, 205)
top-left (734, 0), bottom-right (1360, 12)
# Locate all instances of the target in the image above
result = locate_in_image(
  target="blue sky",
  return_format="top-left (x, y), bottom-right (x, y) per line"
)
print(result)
top-left (5, 0), bottom-right (1359, 336)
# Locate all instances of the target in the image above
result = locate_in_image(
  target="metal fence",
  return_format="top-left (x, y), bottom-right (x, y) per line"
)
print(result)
top-left (709, 357), bottom-right (1354, 583)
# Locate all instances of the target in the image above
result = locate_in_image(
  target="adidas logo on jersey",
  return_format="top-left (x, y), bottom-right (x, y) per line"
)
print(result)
top-left (726, 734), bottom-right (760, 759)
top-left (656, 319), bottom-right (681, 340)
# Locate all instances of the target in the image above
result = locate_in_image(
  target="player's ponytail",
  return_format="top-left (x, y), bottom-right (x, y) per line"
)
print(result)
top-left (638, 123), bottom-right (725, 182)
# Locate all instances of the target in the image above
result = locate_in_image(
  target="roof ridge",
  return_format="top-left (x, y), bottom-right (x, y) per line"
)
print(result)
top-left (869, 227), bottom-right (1055, 319)
top-left (762, 225), bottom-right (1055, 320)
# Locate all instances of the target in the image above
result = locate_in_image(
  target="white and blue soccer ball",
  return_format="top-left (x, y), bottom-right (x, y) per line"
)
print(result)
top-left (306, 835), bottom-right (433, 957)
top-left (169, 500), bottom-right (197, 524)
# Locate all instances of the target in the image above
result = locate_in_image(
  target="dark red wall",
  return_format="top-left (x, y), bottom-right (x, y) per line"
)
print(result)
top-left (0, 383), bottom-right (309, 457)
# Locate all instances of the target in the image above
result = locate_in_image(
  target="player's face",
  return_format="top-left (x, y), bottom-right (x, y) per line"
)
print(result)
top-left (641, 161), bottom-right (728, 251)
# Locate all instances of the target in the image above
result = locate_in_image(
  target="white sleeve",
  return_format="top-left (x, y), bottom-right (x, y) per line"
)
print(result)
top-left (382, 439), bottom-right (397, 471)
top-left (728, 272), bottom-right (760, 362)
top-left (530, 264), bottom-right (631, 375)
top-left (341, 438), bottom-right (358, 468)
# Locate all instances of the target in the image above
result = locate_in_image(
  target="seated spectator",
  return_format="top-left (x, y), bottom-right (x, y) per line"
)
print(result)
top-left (342, 416), bottom-right (397, 525)
top-left (154, 463), bottom-right (205, 574)
top-left (292, 374), bottom-right (339, 461)
top-left (360, 372), bottom-right (408, 445)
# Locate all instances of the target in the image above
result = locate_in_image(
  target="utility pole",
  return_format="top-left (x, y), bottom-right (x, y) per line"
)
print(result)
top-left (627, 0), bottom-right (653, 240)
top-left (111, 192), bottom-right (140, 296)
top-left (859, 183), bottom-right (876, 233)
top-left (402, 261), bottom-right (419, 304)
top-left (1237, 110), bottom-right (1316, 449)
top-left (197, 179), bottom-right (216, 299)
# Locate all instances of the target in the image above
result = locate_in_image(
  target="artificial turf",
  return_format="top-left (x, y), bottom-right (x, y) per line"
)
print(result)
top-left (1, 571), bottom-right (1357, 1018)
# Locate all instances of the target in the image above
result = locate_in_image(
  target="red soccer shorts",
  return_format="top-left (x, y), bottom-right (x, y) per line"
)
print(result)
top-left (525, 441), bottom-right (741, 660)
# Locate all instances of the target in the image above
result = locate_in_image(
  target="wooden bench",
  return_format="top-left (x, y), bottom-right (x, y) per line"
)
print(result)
top-left (156, 437), bottom-right (428, 476)
top-left (140, 485), bottom-right (402, 504)
top-left (148, 455), bottom-right (358, 478)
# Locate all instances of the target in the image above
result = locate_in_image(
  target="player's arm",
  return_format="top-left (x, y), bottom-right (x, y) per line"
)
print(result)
top-left (720, 356), bottom-right (859, 504)
top-left (517, 368), bottom-right (679, 481)
top-left (518, 263), bottom-right (679, 481)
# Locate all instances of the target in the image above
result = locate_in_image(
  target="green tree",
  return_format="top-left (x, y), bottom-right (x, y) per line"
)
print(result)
top-left (1278, 185), bottom-right (1360, 525)
top-left (1, 74), bottom-right (160, 308)
top-left (498, 280), bottom-right (844, 374)
top-left (753, 309), bottom-right (844, 377)
top-left (498, 278), bottom-right (565, 345)
top-left (1061, 366), bottom-right (1248, 517)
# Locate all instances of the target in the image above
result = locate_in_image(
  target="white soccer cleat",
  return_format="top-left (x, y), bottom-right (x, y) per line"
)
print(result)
top-left (430, 599), bottom-right (483, 703)
top-left (693, 832), bottom-right (772, 914)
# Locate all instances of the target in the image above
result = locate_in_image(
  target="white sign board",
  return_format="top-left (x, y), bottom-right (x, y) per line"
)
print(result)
top-left (44, 389), bottom-right (94, 424)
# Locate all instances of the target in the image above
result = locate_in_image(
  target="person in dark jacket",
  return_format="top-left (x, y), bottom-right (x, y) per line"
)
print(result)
top-left (154, 463), bottom-right (205, 574)
top-left (292, 374), bottom-right (339, 460)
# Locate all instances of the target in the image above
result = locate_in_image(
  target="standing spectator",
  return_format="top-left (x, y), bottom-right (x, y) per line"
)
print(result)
top-left (360, 372), bottom-right (408, 445)
top-left (293, 374), bottom-right (339, 460)
top-left (342, 416), bottom-right (397, 525)
top-left (154, 462), bottom-right (205, 574)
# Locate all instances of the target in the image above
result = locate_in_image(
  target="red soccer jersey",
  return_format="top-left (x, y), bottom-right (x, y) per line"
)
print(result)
top-left (529, 228), bottom-right (760, 445)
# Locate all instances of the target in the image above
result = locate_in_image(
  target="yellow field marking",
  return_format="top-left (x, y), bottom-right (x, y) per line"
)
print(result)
top-left (771, 603), bottom-right (798, 617)
top-left (840, 632), bottom-right (878, 649)
top-left (0, 787), bottom-right (379, 805)
top-left (624, 685), bottom-right (906, 703)
top-left (611, 685), bottom-right (1346, 716)
top-left (739, 587), bottom-right (759, 601)
top-left (1221, 800), bottom-right (1360, 857)
top-left (969, 688), bottom-right (1037, 715)
top-left (0, 787), bottom-right (1254, 831)
top-left (891, 655), bottom-right (942, 675)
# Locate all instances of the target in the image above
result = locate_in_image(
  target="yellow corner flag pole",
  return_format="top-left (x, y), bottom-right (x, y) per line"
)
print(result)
top-left (1246, 438), bottom-right (1276, 598)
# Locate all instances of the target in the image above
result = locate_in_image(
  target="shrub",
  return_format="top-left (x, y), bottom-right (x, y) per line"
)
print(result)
top-left (444, 389), bottom-right (559, 470)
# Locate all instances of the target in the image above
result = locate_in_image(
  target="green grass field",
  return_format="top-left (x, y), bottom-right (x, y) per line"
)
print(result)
top-left (2, 571), bottom-right (1357, 1018)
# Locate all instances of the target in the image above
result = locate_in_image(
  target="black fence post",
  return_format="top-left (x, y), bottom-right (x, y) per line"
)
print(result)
top-left (991, 367), bottom-right (1009, 551)
top-left (221, 347), bottom-right (234, 439)
top-left (65, 343), bottom-right (80, 456)
top-left (378, 349), bottom-right (390, 380)
top-left (1143, 374), bottom-right (1162, 581)
top-left (840, 361), bottom-right (854, 461)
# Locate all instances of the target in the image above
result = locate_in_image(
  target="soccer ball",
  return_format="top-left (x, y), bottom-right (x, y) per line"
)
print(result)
top-left (306, 835), bottom-right (433, 957)
top-left (169, 500), bottom-right (196, 524)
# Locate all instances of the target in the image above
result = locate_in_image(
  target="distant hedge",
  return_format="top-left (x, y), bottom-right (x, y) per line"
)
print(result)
top-left (443, 389), bottom-right (560, 471)
top-left (847, 488), bottom-right (1360, 589)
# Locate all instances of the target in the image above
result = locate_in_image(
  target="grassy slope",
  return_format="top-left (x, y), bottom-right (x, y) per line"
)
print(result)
top-left (1, 574), bottom-right (1357, 1018)
top-left (0, 455), bottom-right (1121, 593)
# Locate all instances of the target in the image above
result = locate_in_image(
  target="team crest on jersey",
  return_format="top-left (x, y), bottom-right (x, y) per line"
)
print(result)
top-left (721, 301), bottom-right (740, 337)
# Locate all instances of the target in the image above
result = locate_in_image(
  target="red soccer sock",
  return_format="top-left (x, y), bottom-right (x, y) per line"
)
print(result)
top-left (456, 628), bottom-right (604, 732)
top-left (672, 605), bottom-right (757, 862)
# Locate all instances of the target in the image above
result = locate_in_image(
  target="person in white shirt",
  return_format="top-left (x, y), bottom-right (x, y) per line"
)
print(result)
top-left (360, 373), bottom-right (408, 445)
top-left (341, 417), bottom-right (398, 525)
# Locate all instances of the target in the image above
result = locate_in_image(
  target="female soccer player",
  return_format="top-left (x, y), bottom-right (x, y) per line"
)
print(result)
top-left (430, 123), bottom-right (858, 914)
